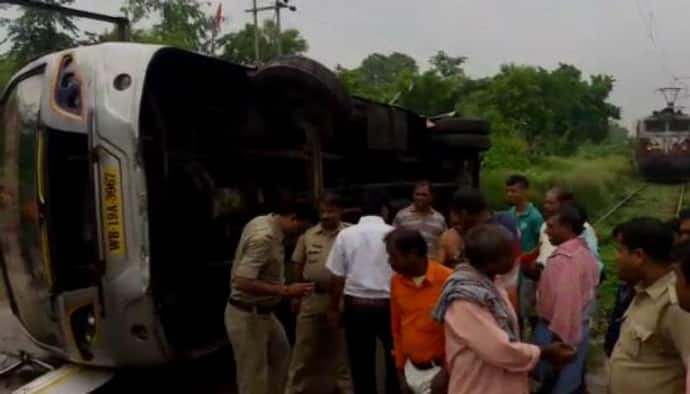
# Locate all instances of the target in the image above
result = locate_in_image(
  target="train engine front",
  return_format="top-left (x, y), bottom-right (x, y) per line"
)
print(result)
top-left (636, 106), bottom-right (690, 181)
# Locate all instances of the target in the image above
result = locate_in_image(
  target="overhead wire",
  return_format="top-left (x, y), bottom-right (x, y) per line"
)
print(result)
top-left (633, 0), bottom-right (676, 85)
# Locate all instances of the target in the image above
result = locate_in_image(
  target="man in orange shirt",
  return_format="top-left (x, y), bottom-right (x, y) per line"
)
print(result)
top-left (386, 228), bottom-right (452, 394)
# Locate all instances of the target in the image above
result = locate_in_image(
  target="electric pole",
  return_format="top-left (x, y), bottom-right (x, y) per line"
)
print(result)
top-left (250, 0), bottom-right (260, 63)
top-left (245, 0), bottom-right (296, 63)
top-left (275, 2), bottom-right (282, 56)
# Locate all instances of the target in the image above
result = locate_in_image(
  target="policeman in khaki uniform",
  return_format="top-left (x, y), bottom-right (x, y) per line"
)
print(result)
top-left (609, 218), bottom-right (690, 394)
top-left (225, 200), bottom-right (315, 394)
top-left (287, 193), bottom-right (353, 394)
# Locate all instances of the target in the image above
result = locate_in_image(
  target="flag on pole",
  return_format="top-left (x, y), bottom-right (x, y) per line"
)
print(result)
top-left (213, 3), bottom-right (223, 33)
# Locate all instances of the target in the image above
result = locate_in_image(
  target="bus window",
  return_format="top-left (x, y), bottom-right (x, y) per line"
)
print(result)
top-left (2, 74), bottom-right (45, 289)
top-left (0, 72), bottom-right (63, 347)
top-left (44, 128), bottom-right (98, 292)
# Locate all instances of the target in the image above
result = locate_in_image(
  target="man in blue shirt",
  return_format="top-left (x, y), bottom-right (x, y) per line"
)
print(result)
top-left (506, 175), bottom-right (544, 254)
top-left (506, 175), bottom-right (544, 331)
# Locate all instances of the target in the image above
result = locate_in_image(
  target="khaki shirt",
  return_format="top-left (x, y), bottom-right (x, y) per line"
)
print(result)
top-left (230, 214), bottom-right (285, 306)
top-left (292, 222), bottom-right (349, 288)
top-left (609, 271), bottom-right (690, 394)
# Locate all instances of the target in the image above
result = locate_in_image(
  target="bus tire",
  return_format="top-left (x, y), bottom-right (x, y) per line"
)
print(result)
top-left (254, 56), bottom-right (351, 125)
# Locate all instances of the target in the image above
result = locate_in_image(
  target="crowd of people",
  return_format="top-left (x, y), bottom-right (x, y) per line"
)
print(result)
top-left (224, 177), bottom-right (690, 394)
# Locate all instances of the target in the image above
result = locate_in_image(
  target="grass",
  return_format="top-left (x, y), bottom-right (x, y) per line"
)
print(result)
top-left (482, 148), bottom-right (637, 327)
top-left (584, 182), bottom-right (684, 374)
top-left (481, 146), bottom-right (647, 374)
top-left (481, 150), bottom-right (636, 217)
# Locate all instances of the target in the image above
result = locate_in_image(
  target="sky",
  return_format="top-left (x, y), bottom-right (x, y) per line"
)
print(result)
top-left (4, 0), bottom-right (690, 129)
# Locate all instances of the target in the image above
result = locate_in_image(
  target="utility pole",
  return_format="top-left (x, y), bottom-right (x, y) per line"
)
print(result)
top-left (252, 0), bottom-right (260, 62)
top-left (245, 0), bottom-right (296, 62)
top-left (275, 1), bottom-right (282, 56)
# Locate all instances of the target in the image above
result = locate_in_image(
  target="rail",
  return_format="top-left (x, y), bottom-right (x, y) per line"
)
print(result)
top-left (594, 184), bottom-right (648, 225)
top-left (676, 183), bottom-right (687, 216)
top-left (595, 182), bottom-right (687, 225)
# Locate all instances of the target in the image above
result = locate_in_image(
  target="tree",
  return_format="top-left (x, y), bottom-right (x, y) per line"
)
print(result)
top-left (429, 50), bottom-right (467, 78)
top-left (393, 71), bottom-right (464, 115)
top-left (217, 20), bottom-right (308, 64)
top-left (0, 55), bottom-right (17, 93)
top-left (458, 63), bottom-right (621, 154)
top-left (358, 52), bottom-right (418, 87)
top-left (395, 51), bottom-right (470, 115)
top-left (339, 51), bottom-right (468, 115)
top-left (336, 66), bottom-right (389, 102)
top-left (120, 0), bottom-right (215, 52)
top-left (3, 0), bottom-right (79, 65)
top-left (337, 52), bottom-right (418, 103)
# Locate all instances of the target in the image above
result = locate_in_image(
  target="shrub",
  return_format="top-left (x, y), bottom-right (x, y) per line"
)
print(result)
top-left (481, 146), bottom-right (633, 218)
top-left (482, 133), bottom-right (530, 171)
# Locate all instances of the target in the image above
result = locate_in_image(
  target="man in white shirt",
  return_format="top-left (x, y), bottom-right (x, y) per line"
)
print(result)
top-left (326, 191), bottom-right (399, 394)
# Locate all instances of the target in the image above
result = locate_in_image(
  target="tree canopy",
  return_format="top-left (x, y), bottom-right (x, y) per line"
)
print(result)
top-left (120, 0), bottom-right (214, 52)
top-left (457, 63), bottom-right (620, 152)
top-left (2, 0), bottom-right (79, 65)
top-left (217, 19), bottom-right (308, 64)
top-left (338, 52), bottom-right (621, 154)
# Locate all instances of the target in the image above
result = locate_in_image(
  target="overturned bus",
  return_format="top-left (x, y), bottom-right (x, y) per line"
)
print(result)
top-left (0, 43), bottom-right (489, 367)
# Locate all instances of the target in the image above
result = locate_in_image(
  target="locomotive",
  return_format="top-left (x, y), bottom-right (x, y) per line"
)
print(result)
top-left (636, 87), bottom-right (690, 180)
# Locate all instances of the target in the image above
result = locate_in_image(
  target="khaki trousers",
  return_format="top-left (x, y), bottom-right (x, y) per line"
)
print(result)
top-left (225, 303), bottom-right (291, 394)
top-left (287, 293), bottom-right (353, 394)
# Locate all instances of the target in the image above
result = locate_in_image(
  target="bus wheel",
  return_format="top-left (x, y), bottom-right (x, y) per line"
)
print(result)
top-left (254, 56), bottom-right (351, 133)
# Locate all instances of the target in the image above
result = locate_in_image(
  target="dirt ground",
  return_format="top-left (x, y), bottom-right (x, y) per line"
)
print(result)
top-left (0, 299), bottom-right (606, 394)
top-left (0, 301), bottom-right (57, 394)
top-left (0, 299), bottom-right (240, 393)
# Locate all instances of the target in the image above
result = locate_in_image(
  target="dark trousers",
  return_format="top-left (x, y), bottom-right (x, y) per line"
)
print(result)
top-left (343, 297), bottom-right (399, 394)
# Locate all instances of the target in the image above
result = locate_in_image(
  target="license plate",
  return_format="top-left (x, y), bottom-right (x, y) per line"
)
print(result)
top-left (101, 166), bottom-right (125, 257)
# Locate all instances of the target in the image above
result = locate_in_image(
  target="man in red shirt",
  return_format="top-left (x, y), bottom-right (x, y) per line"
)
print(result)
top-left (386, 228), bottom-right (452, 394)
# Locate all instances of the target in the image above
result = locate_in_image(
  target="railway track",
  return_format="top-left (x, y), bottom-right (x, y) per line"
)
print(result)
top-left (676, 183), bottom-right (687, 216)
top-left (595, 182), bottom-right (687, 227)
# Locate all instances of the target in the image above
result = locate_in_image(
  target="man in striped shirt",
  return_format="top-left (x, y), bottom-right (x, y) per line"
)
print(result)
top-left (393, 181), bottom-right (447, 257)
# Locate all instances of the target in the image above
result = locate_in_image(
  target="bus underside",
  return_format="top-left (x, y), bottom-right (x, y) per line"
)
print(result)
top-left (139, 49), bottom-right (485, 356)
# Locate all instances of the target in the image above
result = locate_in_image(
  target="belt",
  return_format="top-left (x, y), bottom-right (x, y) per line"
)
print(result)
top-left (411, 358), bottom-right (444, 371)
top-left (228, 298), bottom-right (274, 315)
top-left (344, 295), bottom-right (389, 307)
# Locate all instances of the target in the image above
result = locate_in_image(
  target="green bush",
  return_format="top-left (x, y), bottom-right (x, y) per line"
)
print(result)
top-left (481, 145), bottom-right (634, 218)
top-left (482, 133), bottom-right (530, 171)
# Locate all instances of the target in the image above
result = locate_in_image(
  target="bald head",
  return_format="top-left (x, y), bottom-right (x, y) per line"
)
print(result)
top-left (544, 186), bottom-right (574, 218)
top-left (464, 224), bottom-right (516, 277)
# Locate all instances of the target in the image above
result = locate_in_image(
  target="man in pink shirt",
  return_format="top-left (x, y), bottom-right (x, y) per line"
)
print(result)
top-left (535, 204), bottom-right (600, 394)
top-left (432, 224), bottom-right (575, 394)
